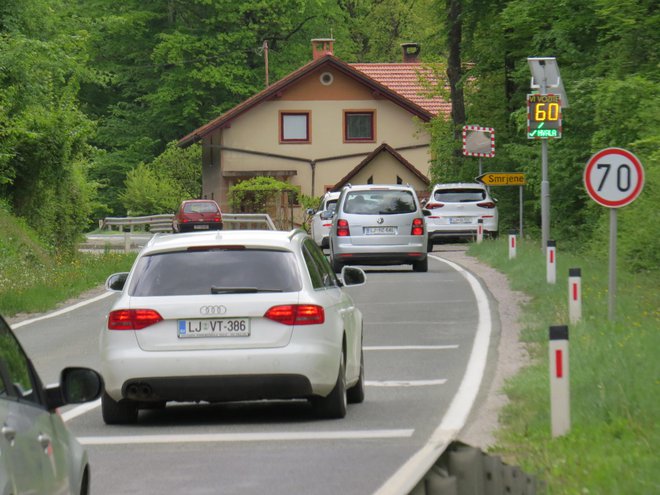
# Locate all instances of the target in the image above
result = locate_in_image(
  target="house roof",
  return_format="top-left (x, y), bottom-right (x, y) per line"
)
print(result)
top-left (178, 55), bottom-right (446, 147)
top-left (333, 143), bottom-right (430, 190)
top-left (350, 63), bottom-right (450, 116)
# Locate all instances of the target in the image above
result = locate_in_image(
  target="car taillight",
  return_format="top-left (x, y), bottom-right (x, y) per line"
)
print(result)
top-left (337, 219), bottom-right (350, 237)
top-left (264, 305), bottom-right (325, 325)
top-left (477, 201), bottom-right (496, 209)
top-left (213, 216), bottom-right (221, 222)
top-left (425, 202), bottom-right (444, 209)
top-left (108, 309), bottom-right (163, 330)
top-left (411, 218), bottom-right (425, 236)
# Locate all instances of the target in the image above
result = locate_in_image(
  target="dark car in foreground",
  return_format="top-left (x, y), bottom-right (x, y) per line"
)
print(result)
top-left (0, 315), bottom-right (104, 494)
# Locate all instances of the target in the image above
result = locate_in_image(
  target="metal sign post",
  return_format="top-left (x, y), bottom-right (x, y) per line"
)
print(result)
top-left (527, 57), bottom-right (568, 252)
top-left (583, 148), bottom-right (644, 321)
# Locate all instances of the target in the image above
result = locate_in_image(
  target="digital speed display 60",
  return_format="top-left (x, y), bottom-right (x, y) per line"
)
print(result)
top-left (527, 94), bottom-right (562, 139)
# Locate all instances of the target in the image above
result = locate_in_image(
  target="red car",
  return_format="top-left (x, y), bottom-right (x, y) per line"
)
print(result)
top-left (172, 200), bottom-right (223, 233)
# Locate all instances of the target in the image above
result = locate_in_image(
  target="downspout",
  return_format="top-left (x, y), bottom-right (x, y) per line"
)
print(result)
top-left (310, 160), bottom-right (316, 197)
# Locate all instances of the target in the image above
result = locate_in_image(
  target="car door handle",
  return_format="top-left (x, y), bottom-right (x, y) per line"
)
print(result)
top-left (37, 433), bottom-right (52, 452)
top-left (2, 425), bottom-right (17, 445)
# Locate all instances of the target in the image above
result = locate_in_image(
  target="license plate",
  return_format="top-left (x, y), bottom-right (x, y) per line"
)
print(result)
top-left (177, 319), bottom-right (250, 338)
top-left (449, 217), bottom-right (474, 225)
top-left (193, 224), bottom-right (209, 230)
top-left (364, 226), bottom-right (397, 235)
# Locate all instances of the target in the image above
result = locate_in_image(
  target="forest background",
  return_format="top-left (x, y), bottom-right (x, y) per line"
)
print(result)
top-left (0, 0), bottom-right (658, 270)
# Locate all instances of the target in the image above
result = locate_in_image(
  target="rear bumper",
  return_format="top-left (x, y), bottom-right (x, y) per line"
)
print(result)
top-left (102, 341), bottom-right (341, 403)
top-left (178, 222), bottom-right (223, 232)
top-left (334, 251), bottom-right (427, 266)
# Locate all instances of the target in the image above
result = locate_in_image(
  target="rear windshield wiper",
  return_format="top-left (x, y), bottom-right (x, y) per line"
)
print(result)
top-left (210, 286), bottom-right (283, 294)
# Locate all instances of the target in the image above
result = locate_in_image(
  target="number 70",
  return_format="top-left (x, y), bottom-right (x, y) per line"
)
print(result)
top-left (597, 163), bottom-right (631, 192)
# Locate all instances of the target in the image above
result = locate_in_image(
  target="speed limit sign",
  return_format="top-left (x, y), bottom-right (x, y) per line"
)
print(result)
top-left (584, 148), bottom-right (644, 207)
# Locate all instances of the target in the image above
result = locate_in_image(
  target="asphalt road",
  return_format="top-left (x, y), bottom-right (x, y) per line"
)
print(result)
top-left (14, 250), bottom-right (499, 495)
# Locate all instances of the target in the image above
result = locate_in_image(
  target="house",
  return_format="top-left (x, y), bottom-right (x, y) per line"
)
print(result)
top-left (178, 39), bottom-right (450, 216)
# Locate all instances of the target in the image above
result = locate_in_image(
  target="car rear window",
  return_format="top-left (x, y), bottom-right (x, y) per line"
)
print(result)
top-left (128, 249), bottom-right (302, 296)
top-left (183, 202), bottom-right (219, 213)
top-left (343, 190), bottom-right (416, 215)
top-left (433, 189), bottom-right (486, 202)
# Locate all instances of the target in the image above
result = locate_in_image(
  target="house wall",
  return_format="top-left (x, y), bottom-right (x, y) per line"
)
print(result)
top-left (347, 153), bottom-right (428, 191)
top-left (201, 67), bottom-right (432, 210)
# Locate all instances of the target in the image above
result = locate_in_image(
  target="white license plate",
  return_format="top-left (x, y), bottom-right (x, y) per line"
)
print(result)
top-left (178, 319), bottom-right (250, 338)
top-left (364, 226), bottom-right (397, 235)
top-left (193, 224), bottom-right (210, 230)
top-left (449, 217), bottom-right (474, 225)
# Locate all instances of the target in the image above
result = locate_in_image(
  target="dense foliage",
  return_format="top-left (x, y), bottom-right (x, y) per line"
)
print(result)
top-left (1, 0), bottom-right (658, 268)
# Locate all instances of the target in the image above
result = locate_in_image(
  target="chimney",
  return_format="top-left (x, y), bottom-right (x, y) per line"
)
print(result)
top-left (312, 38), bottom-right (335, 60)
top-left (401, 43), bottom-right (421, 63)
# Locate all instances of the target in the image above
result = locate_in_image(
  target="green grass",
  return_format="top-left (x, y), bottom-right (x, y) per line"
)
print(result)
top-left (0, 207), bottom-right (136, 316)
top-left (468, 237), bottom-right (659, 495)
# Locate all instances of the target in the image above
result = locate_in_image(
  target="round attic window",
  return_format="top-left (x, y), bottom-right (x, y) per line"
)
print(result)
top-left (320, 72), bottom-right (334, 86)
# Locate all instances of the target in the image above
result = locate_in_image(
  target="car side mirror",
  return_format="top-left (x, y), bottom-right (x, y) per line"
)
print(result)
top-left (45, 367), bottom-right (104, 410)
top-left (340, 266), bottom-right (366, 287)
top-left (106, 272), bottom-right (128, 291)
top-left (306, 208), bottom-right (315, 215)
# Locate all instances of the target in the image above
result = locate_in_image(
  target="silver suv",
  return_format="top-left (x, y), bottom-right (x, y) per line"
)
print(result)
top-left (329, 184), bottom-right (429, 272)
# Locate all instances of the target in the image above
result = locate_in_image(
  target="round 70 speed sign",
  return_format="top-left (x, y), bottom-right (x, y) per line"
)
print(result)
top-left (584, 148), bottom-right (644, 208)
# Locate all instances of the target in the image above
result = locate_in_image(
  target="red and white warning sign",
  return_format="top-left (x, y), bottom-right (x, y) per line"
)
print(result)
top-left (462, 125), bottom-right (495, 158)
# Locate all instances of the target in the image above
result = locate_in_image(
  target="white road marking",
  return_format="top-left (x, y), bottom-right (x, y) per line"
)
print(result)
top-left (78, 429), bottom-right (415, 446)
top-left (13, 291), bottom-right (114, 329)
top-left (373, 254), bottom-right (493, 495)
top-left (366, 379), bottom-right (447, 387)
top-left (60, 399), bottom-right (101, 422)
top-left (364, 345), bottom-right (458, 351)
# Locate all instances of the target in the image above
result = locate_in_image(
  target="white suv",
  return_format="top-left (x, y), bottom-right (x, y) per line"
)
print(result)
top-left (329, 184), bottom-right (429, 272)
top-left (101, 229), bottom-right (367, 423)
top-left (308, 191), bottom-right (340, 248)
top-left (425, 183), bottom-right (499, 247)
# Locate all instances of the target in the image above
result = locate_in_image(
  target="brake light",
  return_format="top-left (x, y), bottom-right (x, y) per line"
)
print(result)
top-left (264, 305), bottom-right (325, 325)
top-left (108, 309), bottom-right (163, 330)
top-left (477, 201), bottom-right (496, 209)
top-left (411, 218), bottom-right (425, 236)
top-left (337, 219), bottom-right (350, 237)
top-left (213, 216), bottom-right (221, 222)
top-left (425, 202), bottom-right (444, 209)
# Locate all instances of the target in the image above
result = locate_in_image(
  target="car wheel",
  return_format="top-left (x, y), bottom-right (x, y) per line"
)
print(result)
top-left (347, 348), bottom-right (365, 404)
top-left (102, 392), bottom-right (138, 425)
top-left (427, 239), bottom-right (434, 252)
top-left (312, 353), bottom-right (347, 419)
top-left (413, 257), bottom-right (428, 272)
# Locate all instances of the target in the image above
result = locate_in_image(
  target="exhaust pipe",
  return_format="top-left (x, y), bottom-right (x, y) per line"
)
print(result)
top-left (125, 382), bottom-right (153, 400)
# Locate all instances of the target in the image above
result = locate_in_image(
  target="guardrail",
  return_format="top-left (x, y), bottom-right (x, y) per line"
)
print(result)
top-left (100, 214), bottom-right (174, 233)
top-left (99, 213), bottom-right (277, 234)
top-left (407, 441), bottom-right (541, 495)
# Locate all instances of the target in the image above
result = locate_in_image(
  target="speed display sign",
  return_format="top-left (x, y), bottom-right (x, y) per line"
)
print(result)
top-left (584, 148), bottom-right (644, 208)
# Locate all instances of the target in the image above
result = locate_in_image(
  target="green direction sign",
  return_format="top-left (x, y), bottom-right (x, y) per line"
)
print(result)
top-left (527, 94), bottom-right (562, 139)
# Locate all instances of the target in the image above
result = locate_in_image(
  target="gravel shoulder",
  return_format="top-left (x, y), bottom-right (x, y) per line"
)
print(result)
top-left (433, 245), bottom-right (530, 451)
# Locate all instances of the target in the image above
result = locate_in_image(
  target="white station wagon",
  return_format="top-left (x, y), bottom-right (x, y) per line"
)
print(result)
top-left (101, 229), bottom-right (366, 423)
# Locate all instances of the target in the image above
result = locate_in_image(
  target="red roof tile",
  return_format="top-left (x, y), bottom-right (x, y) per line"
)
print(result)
top-left (350, 63), bottom-right (450, 116)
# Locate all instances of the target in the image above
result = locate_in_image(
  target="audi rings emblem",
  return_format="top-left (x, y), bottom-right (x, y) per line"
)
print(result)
top-left (377, 217), bottom-right (384, 224)
top-left (199, 305), bottom-right (227, 316)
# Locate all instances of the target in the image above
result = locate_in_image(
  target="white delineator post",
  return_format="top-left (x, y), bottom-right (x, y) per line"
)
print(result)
top-left (547, 240), bottom-right (556, 284)
top-left (508, 230), bottom-right (517, 259)
top-left (568, 268), bottom-right (582, 324)
top-left (549, 325), bottom-right (570, 437)
top-left (476, 219), bottom-right (484, 244)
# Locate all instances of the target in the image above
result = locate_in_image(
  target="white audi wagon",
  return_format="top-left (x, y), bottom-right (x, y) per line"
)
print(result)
top-left (101, 229), bottom-right (366, 423)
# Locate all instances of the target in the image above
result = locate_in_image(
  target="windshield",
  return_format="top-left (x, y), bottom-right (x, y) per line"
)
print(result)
top-left (433, 188), bottom-right (486, 202)
top-left (343, 190), bottom-right (416, 215)
top-left (129, 249), bottom-right (301, 296)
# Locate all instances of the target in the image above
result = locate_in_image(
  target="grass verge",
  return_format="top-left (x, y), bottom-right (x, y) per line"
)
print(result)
top-left (0, 247), bottom-right (135, 316)
top-left (468, 237), bottom-right (659, 494)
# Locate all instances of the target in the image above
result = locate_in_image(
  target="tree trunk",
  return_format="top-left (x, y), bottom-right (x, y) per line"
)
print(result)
top-left (446, 0), bottom-right (466, 142)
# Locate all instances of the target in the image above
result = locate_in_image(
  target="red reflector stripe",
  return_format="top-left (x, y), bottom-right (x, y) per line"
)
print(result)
top-left (555, 349), bottom-right (563, 378)
top-left (573, 283), bottom-right (578, 301)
